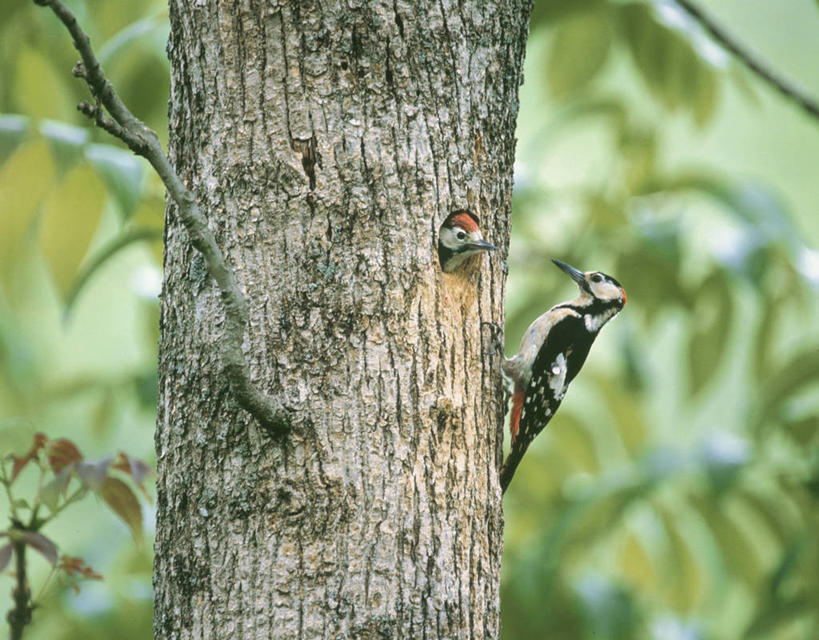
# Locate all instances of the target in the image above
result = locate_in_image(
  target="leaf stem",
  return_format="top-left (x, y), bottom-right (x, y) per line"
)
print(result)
top-left (0, 461), bottom-right (19, 521)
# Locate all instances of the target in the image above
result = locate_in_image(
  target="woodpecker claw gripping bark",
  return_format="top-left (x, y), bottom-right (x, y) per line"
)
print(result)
top-left (499, 259), bottom-right (626, 493)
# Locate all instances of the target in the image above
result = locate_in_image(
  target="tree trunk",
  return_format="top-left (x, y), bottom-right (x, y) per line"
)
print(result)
top-left (154, 1), bottom-right (530, 638)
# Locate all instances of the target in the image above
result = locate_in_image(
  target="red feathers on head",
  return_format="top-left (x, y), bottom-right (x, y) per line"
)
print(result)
top-left (447, 210), bottom-right (480, 233)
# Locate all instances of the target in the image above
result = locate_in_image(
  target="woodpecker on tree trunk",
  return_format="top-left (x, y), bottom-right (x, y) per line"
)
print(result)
top-left (499, 259), bottom-right (626, 492)
top-left (438, 210), bottom-right (496, 273)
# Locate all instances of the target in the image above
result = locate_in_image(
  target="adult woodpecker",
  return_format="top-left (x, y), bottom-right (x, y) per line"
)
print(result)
top-left (499, 259), bottom-right (626, 492)
top-left (438, 210), bottom-right (496, 273)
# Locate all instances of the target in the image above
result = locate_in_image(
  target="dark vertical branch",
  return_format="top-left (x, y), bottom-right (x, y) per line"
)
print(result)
top-left (7, 540), bottom-right (31, 640)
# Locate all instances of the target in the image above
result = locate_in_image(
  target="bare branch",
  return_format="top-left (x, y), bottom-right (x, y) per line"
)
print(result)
top-left (674, 0), bottom-right (819, 122)
top-left (34, 0), bottom-right (289, 435)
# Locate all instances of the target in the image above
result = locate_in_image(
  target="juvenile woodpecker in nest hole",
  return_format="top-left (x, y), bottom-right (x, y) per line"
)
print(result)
top-left (498, 259), bottom-right (626, 492)
top-left (438, 210), bottom-right (496, 273)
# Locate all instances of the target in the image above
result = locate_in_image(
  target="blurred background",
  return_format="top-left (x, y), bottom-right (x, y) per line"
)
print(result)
top-left (1, 0), bottom-right (817, 638)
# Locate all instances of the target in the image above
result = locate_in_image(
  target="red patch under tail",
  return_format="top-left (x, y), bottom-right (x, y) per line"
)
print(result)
top-left (510, 391), bottom-right (524, 443)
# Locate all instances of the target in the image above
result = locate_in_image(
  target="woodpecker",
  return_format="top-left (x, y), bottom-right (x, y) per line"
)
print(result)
top-left (438, 210), bottom-right (496, 273)
top-left (498, 259), bottom-right (626, 492)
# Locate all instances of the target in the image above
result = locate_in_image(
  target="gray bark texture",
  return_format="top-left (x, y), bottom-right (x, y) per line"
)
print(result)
top-left (154, 1), bottom-right (530, 639)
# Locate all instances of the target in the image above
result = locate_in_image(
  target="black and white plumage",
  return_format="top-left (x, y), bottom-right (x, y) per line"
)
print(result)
top-left (438, 210), bottom-right (496, 273)
top-left (499, 259), bottom-right (626, 492)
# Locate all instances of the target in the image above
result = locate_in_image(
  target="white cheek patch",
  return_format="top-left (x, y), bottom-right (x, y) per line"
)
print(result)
top-left (548, 352), bottom-right (568, 400)
top-left (585, 308), bottom-right (617, 332)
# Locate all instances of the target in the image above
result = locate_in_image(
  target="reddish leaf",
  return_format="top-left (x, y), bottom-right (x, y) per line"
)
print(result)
top-left (48, 438), bottom-right (83, 473)
top-left (9, 432), bottom-right (49, 483)
top-left (99, 476), bottom-right (143, 541)
top-left (58, 555), bottom-right (103, 580)
top-left (0, 544), bottom-right (11, 572)
top-left (20, 531), bottom-right (58, 565)
top-left (77, 457), bottom-right (112, 491)
top-left (112, 452), bottom-right (151, 485)
top-left (112, 452), bottom-right (152, 501)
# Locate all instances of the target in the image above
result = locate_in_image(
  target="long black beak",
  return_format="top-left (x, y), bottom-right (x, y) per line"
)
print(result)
top-left (552, 259), bottom-right (586, 286)
top-left (464, 239), bottom-right (497, 253)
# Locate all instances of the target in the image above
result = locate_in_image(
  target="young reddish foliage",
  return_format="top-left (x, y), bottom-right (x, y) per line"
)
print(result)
top-left (47, 439), bottom-right (83, 473)
top-left (58, 555), bottom-right (104, 594)
top-left (9, 432), bottom-right (49, 483)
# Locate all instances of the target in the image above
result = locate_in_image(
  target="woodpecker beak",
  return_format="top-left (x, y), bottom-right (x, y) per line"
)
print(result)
top-left (463, 239), bottom-right (497, 253)
top-left (552, 259), bottom-right (586, 286)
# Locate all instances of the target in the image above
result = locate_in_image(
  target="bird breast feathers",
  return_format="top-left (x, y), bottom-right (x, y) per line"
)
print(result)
top-left (504, 307), bottom-right (580, 388)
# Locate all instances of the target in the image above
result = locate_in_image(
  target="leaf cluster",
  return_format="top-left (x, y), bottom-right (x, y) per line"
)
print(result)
top-left (1, 432), bottom-right (151, 629)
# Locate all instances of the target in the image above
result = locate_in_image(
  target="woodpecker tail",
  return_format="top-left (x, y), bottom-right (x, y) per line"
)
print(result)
top-left (509, 391), bottom-right (524, 442)
top-left (499, 437), bottom-right (531, 493)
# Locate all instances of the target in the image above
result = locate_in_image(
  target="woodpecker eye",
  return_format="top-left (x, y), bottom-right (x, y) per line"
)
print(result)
top-left (591, 274), bottom-right (603, 283)
top-left (456, 230), bottom-right (467, 240)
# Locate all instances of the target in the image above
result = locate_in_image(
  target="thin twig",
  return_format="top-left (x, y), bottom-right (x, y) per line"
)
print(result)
top-left (674, 0), bottom-right (819, 122)
top-left (34, 0), bottom-right (289, 435)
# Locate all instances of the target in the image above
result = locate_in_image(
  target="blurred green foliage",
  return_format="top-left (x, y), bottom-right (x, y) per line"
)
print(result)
top-left (0, 0), bottom-right (166, 637)
top-left (1, 0), bottom-right (818, 639)
top-left (503, 1), bottom-right (819, 639)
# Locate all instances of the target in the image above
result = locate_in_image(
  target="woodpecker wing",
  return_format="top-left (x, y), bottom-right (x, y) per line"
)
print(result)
top-left (515, 313), bottom-right (595, 445)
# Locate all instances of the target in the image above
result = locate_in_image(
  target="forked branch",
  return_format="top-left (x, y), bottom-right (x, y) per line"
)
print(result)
top-left (34, 0), bottom-right (289, 435)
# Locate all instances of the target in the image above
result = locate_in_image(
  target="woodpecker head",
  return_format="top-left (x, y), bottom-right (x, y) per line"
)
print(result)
top-left (438, 210), bottom-right (496, 273)
top-left (553, 259), bottom-right (626, 330)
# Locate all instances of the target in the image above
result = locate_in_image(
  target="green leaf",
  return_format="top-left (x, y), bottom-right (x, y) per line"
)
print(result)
top-left (98, 12), bottom-right (169, 65)
top-left (39, 120), bottom-right (90, 175)
top-left (617, 533), bottom-right (656, 592)
top-left (0, 139), bottom-right (55, 279)
top-left (753, 296), bottom-right (777, 381)
top-left (688, 495), bottom-right (763, 588)
top-left (39, 164), bottom-right (107, 296)
top-left (63, 226), bottom-right (162, 316)
top-left (99, 476), bottom-right (143, 542)
top-left (0, 114), bottom-right (30, 165)
top-left (758, 351), bottom-right (819, 428)
top-left (550, 413), bottom-right (600, 473)
top-left (687, 272), bottom-right (732, 395)
top-left (619, 127), bottom-right (657, 191)
top-left (657, 507), bottom-right (703, 612)
top-left (85, 143), bottom-right (146, 218)
top-left (735, 489), bottom-right (794, 550)
top-left (40, 468), bottom-right (72, 512)
top-left (531, 0), bottom-right (606, 28)
top-left (594, 375), bottom-right (648, 455)
top-left (617, 4), bottom-right (719, 123)
top-left (14, 47), bottom-right (73, 121)
top-left (546, 9), bottom-right (612, 98)
top-left (691, 57), bottom-right (718, 127)
top-left (585, 193), bottom-right (628, 231)
top-left (744, 597), bottom-right (813, 639)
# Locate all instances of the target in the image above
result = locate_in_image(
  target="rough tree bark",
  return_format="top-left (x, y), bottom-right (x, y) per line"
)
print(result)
top-left (154, 1), bottom-right (530, 638)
